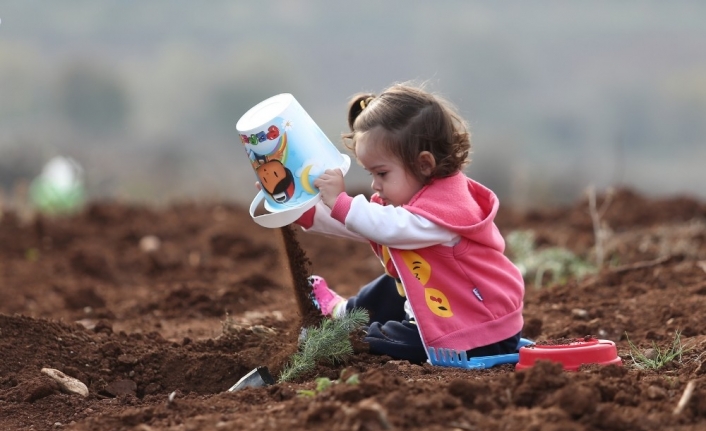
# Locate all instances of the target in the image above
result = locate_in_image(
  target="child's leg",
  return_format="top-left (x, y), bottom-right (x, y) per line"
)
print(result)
top-left (308, 275), bottom-right (345, 317)
top-left (365, 320), bottom-right (428, 364)
top-left (309, 274), bottom-right (406, 321)
top-left (345, 274), bottom-right (407, 324)
top-left (366, 328), bottom-right (523, 364)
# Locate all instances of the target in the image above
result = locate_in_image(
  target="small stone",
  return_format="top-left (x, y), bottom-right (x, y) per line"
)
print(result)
top-left (250, 325), bottom-right (276, 336)
top-left (643, 348), bottom-right (658, 360)
top-left (571, 308), bottom-right (589, 319)
top-left (41, 368), bottom-right (88, 397)
top-left (139, 235), bottom-right (161, 253)
top-left (75, 319), bottom-right (96, 330)
top-left (646, 385), bottom-right (667, 400)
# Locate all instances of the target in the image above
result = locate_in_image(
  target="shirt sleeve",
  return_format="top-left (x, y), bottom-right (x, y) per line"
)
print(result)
top-left (342, 194), bottom-right (459, 249)
top-left (300, 201), bottom-right (367, 242)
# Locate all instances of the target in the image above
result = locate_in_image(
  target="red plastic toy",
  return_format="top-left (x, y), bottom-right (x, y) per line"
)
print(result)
top-left (516, 338), bottom-right (622, 371)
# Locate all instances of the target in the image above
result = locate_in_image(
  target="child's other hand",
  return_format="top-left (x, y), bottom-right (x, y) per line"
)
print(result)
top-left (313, 169), bottom-right (345, 209)
top-left (255, 181), bottom-right (262, 191)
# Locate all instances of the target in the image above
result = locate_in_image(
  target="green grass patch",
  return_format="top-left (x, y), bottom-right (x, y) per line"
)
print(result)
top-left (626, 330), bottom-right (688, 370)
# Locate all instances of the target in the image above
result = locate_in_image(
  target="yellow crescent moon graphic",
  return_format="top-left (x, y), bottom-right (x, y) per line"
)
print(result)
top-left (300, 165), bottom-right (316, 194)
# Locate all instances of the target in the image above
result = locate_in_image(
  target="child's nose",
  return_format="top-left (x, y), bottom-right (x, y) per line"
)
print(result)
top-left (371, 178), bottom-right (381, 191)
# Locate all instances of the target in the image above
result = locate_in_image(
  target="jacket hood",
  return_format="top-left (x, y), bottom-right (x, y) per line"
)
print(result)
top-left (402, 172), bottom-right (505, 251)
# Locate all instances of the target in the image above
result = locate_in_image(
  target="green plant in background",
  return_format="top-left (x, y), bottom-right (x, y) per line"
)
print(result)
top-left (279, 308), bottom-right (368, 383)
top-left (626, 330), bottom-right (688, 370)
top-left (506, 230), bottom-right (596, 287)
top-left (29, 156), bottom-right (86, 216)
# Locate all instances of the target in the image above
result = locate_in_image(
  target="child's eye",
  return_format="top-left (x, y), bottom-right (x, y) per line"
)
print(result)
top-left (366, 170), bottom-right (387, 178)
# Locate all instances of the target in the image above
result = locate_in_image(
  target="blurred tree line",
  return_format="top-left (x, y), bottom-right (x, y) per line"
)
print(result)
top-left (1, 1), bottom-right (705, 206)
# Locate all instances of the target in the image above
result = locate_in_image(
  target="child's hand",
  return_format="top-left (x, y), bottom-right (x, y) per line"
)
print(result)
top-left (313, 169), bottom-right (345, 209)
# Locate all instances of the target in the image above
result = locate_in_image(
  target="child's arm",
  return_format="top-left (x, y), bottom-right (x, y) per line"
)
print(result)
top-left (330, 194), bottom-right (458, 249)
top-left (294, 201), bottom-right (368, 242)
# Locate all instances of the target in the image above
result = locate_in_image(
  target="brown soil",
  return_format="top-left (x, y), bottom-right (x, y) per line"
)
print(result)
top-left (1, 188), bottom-right (706, 430)
top-left (534, 336), bottom-right (597, 346)
top-left (277, 225), bottom-right (324, 330)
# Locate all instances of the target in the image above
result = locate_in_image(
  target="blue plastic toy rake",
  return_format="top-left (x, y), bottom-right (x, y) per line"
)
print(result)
top-left (427, 338), bottom-right (534, 369)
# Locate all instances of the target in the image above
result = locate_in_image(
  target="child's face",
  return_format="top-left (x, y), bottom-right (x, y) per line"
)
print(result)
top-left (355, 133), bottom-right (424, 207)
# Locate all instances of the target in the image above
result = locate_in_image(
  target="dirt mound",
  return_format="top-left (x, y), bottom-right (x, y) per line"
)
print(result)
top-left (1, 188), bottom-right (705, 430)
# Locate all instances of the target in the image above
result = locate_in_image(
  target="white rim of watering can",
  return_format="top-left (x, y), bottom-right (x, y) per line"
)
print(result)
top-left (249, 190), bottom-right (321, 228)
top-left (249, 155), bottom-right (351, 228)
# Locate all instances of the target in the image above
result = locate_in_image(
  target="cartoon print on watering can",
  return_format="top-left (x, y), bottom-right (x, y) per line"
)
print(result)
top-left (241, 119), bottom-right (322, 206)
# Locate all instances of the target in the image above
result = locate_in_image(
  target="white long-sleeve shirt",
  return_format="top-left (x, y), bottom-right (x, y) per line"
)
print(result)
top-left (303, 196), bottom-right (460, 249)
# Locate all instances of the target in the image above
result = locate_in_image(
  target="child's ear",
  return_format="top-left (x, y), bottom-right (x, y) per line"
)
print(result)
top-left (417, 151), bottom-right (436, 177)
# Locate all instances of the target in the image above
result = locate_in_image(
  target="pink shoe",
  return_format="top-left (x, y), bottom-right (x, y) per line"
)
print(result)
top-left (308, 275), bottom-right (344, 317)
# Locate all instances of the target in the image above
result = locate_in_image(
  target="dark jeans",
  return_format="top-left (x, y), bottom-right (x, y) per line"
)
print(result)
top-left (346, 274), bottom-right (522, 364)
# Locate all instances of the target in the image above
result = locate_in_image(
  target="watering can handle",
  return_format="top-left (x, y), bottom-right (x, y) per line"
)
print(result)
top-left (249, 190), bottom-right (321, 229)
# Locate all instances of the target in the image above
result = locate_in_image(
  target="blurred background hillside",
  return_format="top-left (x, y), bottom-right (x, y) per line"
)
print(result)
top-left (1, 1), bottom-right (705, 210)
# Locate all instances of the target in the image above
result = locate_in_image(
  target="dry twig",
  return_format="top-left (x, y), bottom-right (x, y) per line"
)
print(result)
top-left (673, 380), bottom-right (695, 415)
top-left (611, 255), bottom-right (673, 273)
top-left (587, 186), bottom-right (613, 268)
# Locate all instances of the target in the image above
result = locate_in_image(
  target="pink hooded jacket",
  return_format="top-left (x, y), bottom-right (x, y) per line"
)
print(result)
top-left (331, 172), bottom-right (525, 353)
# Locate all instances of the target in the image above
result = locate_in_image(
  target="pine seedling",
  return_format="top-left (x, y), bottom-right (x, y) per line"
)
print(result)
top-left (626, 330), bottom-right (688, 370)
top-left (279, 308), bottom-right (369, 383)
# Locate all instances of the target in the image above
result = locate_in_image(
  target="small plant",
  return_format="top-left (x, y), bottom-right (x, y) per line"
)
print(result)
top-left (626, 330), bottom-right (688, 370)
top-left (279, 308), bottom-right (368, 383)
top-left (506, 230), bottom-right (596, 287)
top-left (296, 371), bottom-right (360, 398)
top-left (29, 156), bottom-right (86, 216)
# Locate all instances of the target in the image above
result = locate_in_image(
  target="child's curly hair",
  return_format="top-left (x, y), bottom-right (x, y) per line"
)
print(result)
top-left (343, 82), bottom-right (471, 184)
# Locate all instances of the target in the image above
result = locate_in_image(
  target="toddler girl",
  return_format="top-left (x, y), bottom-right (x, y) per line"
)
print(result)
top-left (297, 82), bottom-right (524, 364)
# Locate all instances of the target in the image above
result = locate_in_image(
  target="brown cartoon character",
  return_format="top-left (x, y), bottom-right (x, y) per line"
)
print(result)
top-left (246, 130), bottom-right (294, 203)
top-left (256, 158), bottom-right (295, 204)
